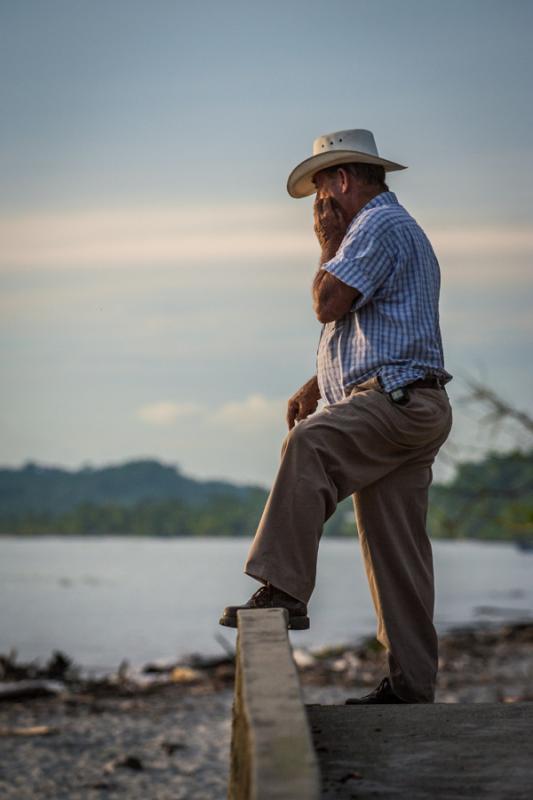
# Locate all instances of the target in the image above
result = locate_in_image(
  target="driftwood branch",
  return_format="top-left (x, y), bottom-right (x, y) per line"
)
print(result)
top-left (458, 376), bottom-right (533, 436)
top-left (432, 374), bottom-right (533, 538)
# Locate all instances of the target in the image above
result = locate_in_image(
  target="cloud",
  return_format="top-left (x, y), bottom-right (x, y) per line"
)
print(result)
top-left (428, 227), bottom-right (533, 286)
top-left (1, 204), bottom-right (531, 282)
top-left (0, 204), bottom-right (314, 270)
top-left (429, 226), bottom-right (533, 256)
top-left (133, 393), bottom-right (290, 485)
top-left (137, 394), bottom-right (286, 432)
top-left (137, 401), bottom-right (202, 425)
top-left (209, 394), bottom-right (285, 431)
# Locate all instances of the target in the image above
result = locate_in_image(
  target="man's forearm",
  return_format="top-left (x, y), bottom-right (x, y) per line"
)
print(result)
top-left (319, 240), bottom-right (340, 266)
top-left (313, 239), bottom-right (343, 309)
top-left (312, 196), bottom-right (355, 323)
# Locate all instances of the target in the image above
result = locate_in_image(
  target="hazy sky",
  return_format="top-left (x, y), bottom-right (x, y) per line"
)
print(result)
top-left (1, 0), bottom-right (532, 486)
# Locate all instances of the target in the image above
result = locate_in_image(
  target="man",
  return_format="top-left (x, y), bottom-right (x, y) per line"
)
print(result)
top-left (219, 129), bottom-right (453, 704)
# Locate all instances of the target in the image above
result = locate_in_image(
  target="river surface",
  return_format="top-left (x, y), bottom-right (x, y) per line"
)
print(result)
top-left (1, 536), bottom-right (532, 674)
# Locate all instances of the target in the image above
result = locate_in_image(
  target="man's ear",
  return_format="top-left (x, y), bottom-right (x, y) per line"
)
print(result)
top-left (337, 167), bottom-right (351, 194)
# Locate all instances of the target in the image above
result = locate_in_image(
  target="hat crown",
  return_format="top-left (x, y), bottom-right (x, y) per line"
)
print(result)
top-left (287, 127), bottom-right (406, 198)
top-left (312, 129), bottom-right (379, 158)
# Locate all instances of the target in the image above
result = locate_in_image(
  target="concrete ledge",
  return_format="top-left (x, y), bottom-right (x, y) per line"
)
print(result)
top-left (228, 608), bottom-right (320, 800)
top-left (308, 703), bottom-right (533, 799)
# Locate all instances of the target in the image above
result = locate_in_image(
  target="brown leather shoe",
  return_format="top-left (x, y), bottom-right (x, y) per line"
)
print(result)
top-left (345, 676), bottom-right (409, 704)
top-left (219, 582), bottom-right (310, 630)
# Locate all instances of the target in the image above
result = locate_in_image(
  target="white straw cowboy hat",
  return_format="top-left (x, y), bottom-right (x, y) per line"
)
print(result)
top-left (287, 129), bottom-right (407, 198)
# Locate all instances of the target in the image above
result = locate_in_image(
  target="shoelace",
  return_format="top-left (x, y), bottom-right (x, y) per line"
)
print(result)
top-left (250, 584), bottom-right (273, 607)
top-left (375, 677), bottom-right (390, 694)
top-left (361, 676), bottom-right (390, 698)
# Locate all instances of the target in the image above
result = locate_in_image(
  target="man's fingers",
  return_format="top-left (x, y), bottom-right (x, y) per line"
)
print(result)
top-left (287, 399), bottom-right (310, 429)
top-left (286, 400), bottom-right (299, 429)
top-left (287, 397), bottom-right (317, 429)
top-left (315, 197), bottom-right (330, 220)
top-left (323, 197), bottom-right (342, 219)
top-left (316, 196), bottom-right (346, 228)
top-left (316, 198), bottom-right (329, 218)
top-left (298, 402), bottom-right (313, 420)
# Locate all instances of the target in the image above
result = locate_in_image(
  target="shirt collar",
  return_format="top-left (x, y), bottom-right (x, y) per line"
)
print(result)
top-left (349, 191), bottom-right (398, 227)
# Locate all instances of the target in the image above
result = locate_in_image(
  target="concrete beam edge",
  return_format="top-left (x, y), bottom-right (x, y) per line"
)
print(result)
top-left (228, 608), bottom-right (321, 800)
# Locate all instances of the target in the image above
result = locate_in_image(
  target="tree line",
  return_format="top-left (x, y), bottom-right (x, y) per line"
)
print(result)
top-left (1, 449), bottom-right (532, 541)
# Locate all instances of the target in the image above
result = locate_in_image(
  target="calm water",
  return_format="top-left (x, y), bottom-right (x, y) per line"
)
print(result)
top-left (1, 536), bottom-right (532, 674)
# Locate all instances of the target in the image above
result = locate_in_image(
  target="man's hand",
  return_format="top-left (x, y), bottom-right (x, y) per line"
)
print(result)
top-left (312, 196), bottom-right (361, 323)
top-left (286, 375), bottom-right (321, 430)
top-left (314, 196), bottom-right (349, 264)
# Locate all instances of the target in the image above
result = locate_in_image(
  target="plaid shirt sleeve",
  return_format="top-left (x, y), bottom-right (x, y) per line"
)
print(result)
top-left (315, 192), bottom-right (452, 401)
top-left (320, 221), bottom-right (395, 311)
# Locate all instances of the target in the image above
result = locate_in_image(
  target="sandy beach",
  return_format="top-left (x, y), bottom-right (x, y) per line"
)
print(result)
top-left (0, 685), bottom-right (233, 800)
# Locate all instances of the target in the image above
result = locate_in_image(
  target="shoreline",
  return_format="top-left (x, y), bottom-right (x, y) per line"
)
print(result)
top-left (1, 619), bottom-right (532, 799)
top-left (1, 533), bottom-right (531, 546)
top-left (2, 616), bottom-right (532, 703)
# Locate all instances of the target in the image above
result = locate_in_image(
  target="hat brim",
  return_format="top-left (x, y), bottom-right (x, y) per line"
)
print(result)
top-left (287, 150), bottom-right (407, 198)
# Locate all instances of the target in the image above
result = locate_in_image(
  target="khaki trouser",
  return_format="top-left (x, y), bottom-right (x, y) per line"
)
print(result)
top-left (243, 375), bottom-right (453, 703)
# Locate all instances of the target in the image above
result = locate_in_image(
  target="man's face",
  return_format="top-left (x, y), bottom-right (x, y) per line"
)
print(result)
top-left (313, 169), bottom-right (342, 202)
top-left (313, 168), bottom-right (352, 221)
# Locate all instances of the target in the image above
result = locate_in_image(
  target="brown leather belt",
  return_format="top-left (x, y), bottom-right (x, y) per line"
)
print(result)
top-left (350, 374), bottom-right (447, 395)
top-left (407, 376), bottom-right (446, 390)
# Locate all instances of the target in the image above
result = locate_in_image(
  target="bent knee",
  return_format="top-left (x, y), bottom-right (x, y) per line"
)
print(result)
top-left (281, 417), bottom-right (319, 456)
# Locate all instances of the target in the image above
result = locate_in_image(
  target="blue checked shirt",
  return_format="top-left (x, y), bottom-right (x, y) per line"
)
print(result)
top-left (317, 191), bottom-right (452, 403)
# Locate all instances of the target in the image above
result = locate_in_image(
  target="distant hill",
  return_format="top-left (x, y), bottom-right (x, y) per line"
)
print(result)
top-left (0, 459), bottom-right (271, 537)
top-left (0, 450), bottom-right (532, 540)
top-left (0, 458), bottom-right (261, 515)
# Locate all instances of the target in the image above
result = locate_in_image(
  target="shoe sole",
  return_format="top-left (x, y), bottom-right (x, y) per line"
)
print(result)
top-left (345, 698), bottom-right (377, 704)
top-left (219, 614), bottom-right (310, 630)
top-left (344, 696), bottom-right (408, 705)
